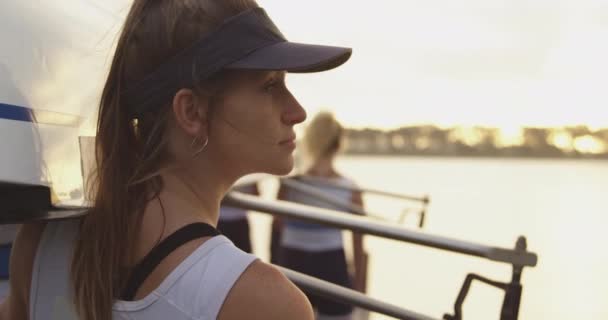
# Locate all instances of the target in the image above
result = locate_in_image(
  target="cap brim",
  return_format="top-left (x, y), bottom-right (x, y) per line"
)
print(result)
top-left (226, 42), bottom-right (352, 73)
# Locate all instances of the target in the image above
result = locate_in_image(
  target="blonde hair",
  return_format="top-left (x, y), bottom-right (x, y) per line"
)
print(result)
top-left (303, 111), bottom-right (343, 162)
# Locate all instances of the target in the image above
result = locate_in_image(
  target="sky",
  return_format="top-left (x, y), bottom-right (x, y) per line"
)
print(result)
top-left (256, 0), bottom-right (608, 129)
top-left (92, 0), bottom-right (608, 130)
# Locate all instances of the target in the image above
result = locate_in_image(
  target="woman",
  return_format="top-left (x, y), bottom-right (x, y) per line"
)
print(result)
top-left (275, 112), bottom-right (367, 320)
top-left (0, 1), bottom-right (352, 319)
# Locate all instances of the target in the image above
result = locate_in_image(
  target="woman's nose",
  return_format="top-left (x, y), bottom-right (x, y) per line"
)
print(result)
top-left (282, 92), bottom-right (307, 126)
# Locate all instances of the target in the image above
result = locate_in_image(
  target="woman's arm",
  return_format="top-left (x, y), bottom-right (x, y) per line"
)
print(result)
top-left (0, 223), bottom-right (45, 320)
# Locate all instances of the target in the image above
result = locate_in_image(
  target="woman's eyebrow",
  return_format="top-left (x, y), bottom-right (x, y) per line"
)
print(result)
top-left (259, 71), bottom-right (285, 83)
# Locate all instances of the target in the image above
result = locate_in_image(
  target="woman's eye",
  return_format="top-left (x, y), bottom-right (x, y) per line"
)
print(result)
top-left (263, 80), bottom-right (278, 92)
top-left (263, 78), bottom-right (285, 93)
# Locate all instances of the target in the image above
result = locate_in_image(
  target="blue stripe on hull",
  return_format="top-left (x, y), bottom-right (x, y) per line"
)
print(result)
top-left (0, 244), bottom-right (11, 280)
top-left (0, 103), bottom-right (33, 123)
top-left (0, 103), bottom-right (82, 127)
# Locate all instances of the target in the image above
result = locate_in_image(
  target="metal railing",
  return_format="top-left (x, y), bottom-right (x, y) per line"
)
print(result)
top-left (223, 191), bottom-right (538, 320)
top-left (292, 175), bottom-right (430, 204)
top-left (280, 177), bottom-right (426, 228)
top-left (237, 175), bottom-right (429, 227)
top-left (224, 192), bottom-right (537, 267)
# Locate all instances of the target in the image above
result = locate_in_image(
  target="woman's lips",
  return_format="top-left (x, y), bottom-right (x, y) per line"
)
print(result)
top-left (279, 135), bottom-right (296, 149)
top-left (278, 135), bottom-right (296, 145)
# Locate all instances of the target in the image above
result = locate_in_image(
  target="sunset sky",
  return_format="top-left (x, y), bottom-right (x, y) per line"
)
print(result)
top-left (257, 0), bottom-right (608, 129)
top-left (87, 0), bottom-right (608, 130)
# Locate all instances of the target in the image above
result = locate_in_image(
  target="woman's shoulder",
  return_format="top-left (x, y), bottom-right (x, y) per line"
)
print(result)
top-left (218, 260), bottom-right (313, 320)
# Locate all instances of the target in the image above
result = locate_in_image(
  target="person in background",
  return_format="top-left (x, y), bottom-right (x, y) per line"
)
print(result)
top-left (275, 111), bottom-right (367, 320)
top-left (218, 182), bottom-right (259, 253)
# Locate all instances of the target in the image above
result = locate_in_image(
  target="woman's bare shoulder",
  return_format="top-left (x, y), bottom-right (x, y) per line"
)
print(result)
top-left (218, 260), bottom-right (314, 320)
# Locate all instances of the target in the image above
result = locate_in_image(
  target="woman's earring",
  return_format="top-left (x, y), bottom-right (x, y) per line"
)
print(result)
top-left (191, 136), bottom-right (209, 157)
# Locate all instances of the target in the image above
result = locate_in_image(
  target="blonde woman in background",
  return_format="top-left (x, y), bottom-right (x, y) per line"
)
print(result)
top-left (275, 111), bottom-right (367, 320)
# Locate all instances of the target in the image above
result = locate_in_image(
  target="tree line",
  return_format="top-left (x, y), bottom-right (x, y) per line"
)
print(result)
top-left (343, 125), bottom-right (608, 159)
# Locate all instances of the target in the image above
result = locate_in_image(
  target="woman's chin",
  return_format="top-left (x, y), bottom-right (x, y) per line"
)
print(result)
top-left (266, 157), bottom-right (294, 176)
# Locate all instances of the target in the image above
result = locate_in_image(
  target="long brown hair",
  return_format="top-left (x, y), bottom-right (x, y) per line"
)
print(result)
top-left (70, 1), bottom-right (257, 319)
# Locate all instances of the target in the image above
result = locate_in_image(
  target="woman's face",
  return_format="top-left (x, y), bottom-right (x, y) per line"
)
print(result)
top-left (206, 71), bottom-right (306, 176)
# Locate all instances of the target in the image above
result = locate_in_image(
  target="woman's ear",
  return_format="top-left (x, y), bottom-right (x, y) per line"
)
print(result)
top-left (172, 88), bottom-right (209, 137)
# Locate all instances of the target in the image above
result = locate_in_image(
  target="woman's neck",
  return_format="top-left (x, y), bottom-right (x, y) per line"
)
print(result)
top-left (157, 165), bottom-right (236, 227)
top-left (134, 165), bottom-right (237, 264)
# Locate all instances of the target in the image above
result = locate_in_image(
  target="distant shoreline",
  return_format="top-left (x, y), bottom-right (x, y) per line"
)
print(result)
top-left (342, 126), bottom-right (608, 161)
top-left (341, 152), bottom-right (608, 161)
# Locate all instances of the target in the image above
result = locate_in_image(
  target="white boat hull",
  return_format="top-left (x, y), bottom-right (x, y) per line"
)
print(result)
top-left (0, 1), bottom-right (128, 201)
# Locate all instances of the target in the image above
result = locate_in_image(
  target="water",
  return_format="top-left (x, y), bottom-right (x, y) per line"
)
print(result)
top-left (249, 156), bottom-right (608, 320)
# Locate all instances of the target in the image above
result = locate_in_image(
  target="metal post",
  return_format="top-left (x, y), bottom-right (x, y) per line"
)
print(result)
top-left (499, 237), bottom-right (527, 320)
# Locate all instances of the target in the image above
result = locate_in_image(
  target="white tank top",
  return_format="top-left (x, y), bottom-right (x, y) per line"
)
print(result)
top-left (281, 177), bottom-right (355, 252)
top-left (29, 219), bottom-right (257, 320)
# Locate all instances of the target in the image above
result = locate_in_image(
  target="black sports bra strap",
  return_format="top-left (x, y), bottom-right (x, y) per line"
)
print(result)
top-left (121, 222), bottom-right (220, 301)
